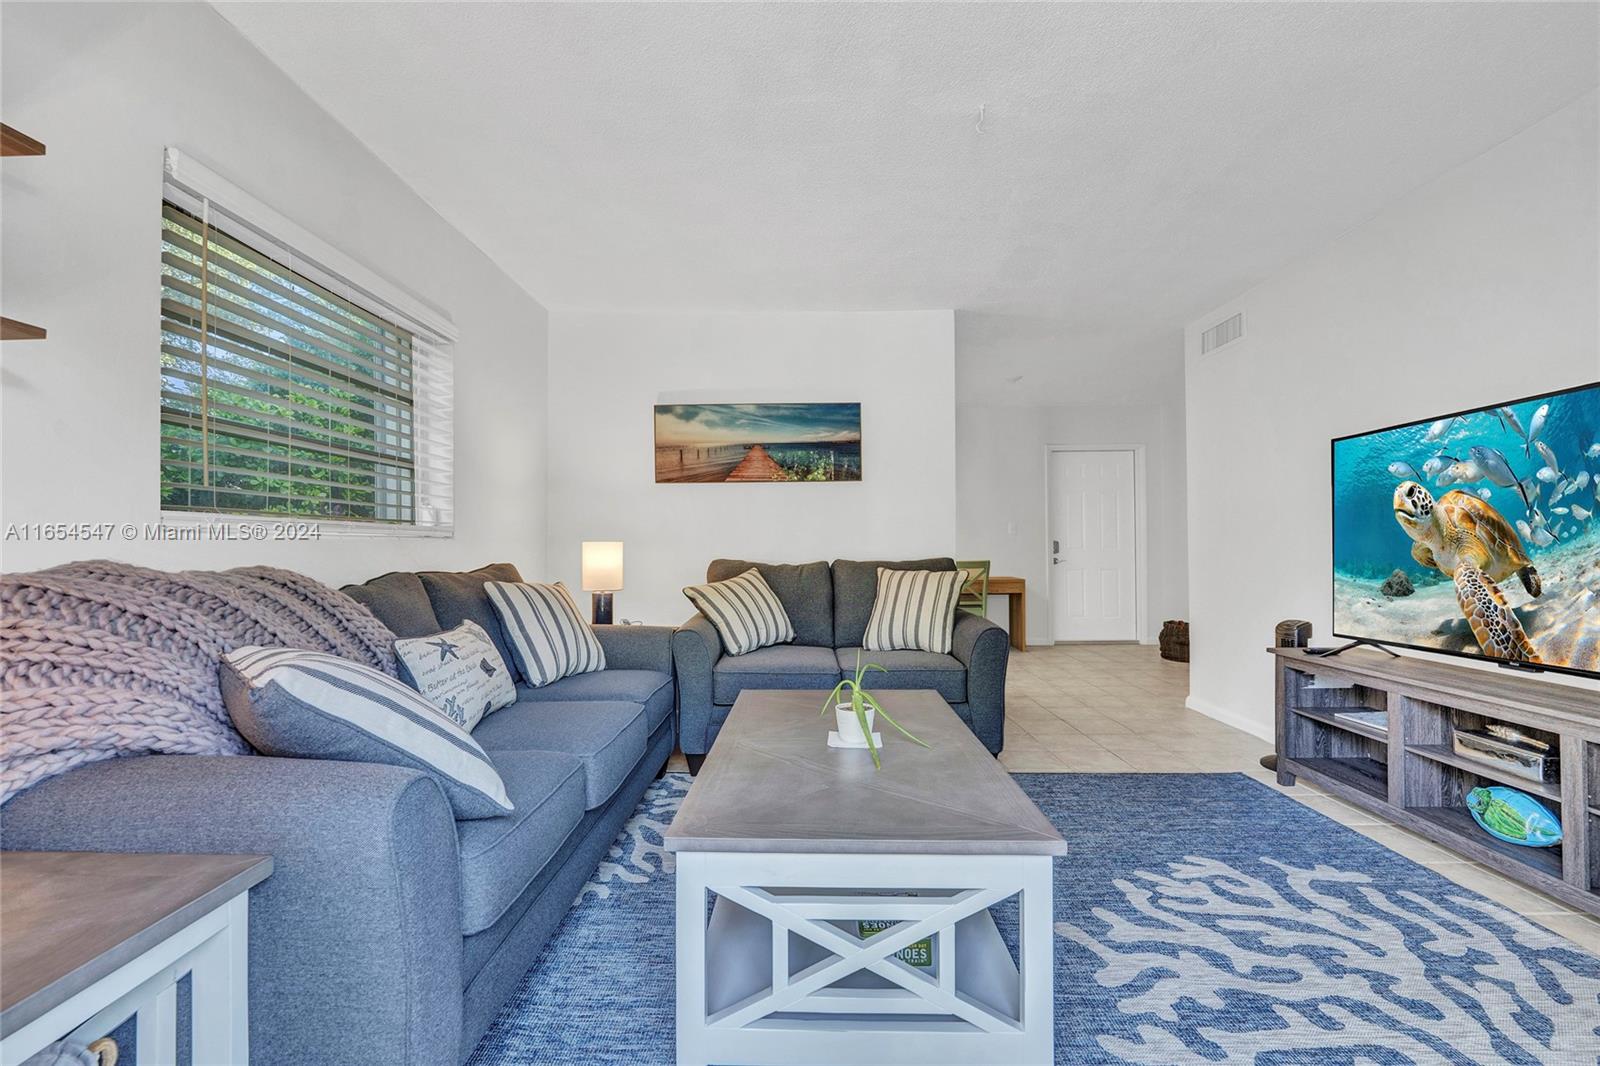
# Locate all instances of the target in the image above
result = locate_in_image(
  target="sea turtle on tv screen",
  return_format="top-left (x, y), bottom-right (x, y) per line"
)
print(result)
top-left (1392, 482), bottom-right (1543, 663)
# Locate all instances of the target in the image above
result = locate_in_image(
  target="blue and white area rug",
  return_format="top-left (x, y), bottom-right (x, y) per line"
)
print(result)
top-left (468, 772), bottom-right (1600, 1065)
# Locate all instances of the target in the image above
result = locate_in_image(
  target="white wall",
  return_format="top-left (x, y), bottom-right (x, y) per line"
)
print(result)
top-left (1185, 91), bottom-right (1600, 739)
top-left (955, 391), bottom-right (1189, 644)
top-left (546, 311), bottom-right (957, 624)
top-left (0, 3), bottom-right (548, 588)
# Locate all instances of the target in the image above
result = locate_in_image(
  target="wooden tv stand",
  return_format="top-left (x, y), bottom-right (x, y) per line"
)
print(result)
top-left (1270, 646), bottom-right (1600, 917)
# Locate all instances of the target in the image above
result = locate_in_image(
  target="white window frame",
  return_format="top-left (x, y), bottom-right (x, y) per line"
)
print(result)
top-left (160, 147), bottom-right (458, 538)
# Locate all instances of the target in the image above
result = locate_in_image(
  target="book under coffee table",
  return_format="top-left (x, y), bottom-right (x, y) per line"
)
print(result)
top-left (664, 689), bottom-right (1066, 1066)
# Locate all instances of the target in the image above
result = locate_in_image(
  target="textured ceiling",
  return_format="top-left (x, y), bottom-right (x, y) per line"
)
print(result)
top-left (216, 2), bottom-right (1598, 405)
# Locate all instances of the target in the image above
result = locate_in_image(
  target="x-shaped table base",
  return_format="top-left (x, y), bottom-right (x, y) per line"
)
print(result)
top-left (675, 851), bottom-right (1054, 1066)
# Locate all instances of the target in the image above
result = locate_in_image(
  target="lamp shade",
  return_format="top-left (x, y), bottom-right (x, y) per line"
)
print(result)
top-left (581, 541), bottom-right (624, 592)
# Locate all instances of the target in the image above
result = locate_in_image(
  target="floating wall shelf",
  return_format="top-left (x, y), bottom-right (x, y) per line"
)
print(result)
top-left (3, 123), bottom-right (47, 340)
top-left (1, 123), bottom-right (45, 157)
top-left (1, 318), bottom-right (47, 341)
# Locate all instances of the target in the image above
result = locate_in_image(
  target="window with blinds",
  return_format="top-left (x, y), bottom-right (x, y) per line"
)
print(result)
top-left (159, 201), bottom-right (445, 527)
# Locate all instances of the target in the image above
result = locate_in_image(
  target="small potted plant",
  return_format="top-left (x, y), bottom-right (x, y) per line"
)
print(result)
top-left (822, 652), bottom-right (928, 769)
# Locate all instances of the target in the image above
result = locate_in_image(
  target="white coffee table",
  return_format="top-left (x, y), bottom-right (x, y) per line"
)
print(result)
top-left (665, 689), bottom-right (1066, 1066)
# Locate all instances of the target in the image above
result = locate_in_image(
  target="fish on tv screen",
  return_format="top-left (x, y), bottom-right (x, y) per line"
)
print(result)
top-left (1332, 382), bottom-right (1600, 678)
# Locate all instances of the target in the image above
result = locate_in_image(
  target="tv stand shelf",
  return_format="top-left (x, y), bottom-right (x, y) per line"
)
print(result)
top-left (1270, 646), bottom-right (1600, 917)
top-left (1404, 743), bottom-right (1563, 802)
top-left (1288, 704), bottom-right (1389, 743)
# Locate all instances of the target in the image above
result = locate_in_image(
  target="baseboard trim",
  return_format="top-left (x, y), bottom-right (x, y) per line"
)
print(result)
top-left (1185, 694), bottom-right (1274, 743)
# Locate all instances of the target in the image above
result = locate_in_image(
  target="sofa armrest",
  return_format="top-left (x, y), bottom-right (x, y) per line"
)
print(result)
top-left (593, 623), bottom-right (675, 673)
top-left (674, 612), bottom-right (724, 659)
top-left (950, 611), bottom-right (1010, 754)
top-left (672, 614), bottom-right (724, 753)
top-left (0, 755), bottom-right (462, 1066)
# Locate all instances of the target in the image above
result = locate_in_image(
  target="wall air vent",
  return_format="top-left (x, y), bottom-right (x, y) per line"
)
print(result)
top-left (1200, 312), bottom-right (1244, 354)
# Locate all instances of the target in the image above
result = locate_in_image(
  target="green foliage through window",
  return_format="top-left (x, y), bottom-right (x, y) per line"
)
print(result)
top-left (159, 202), bottom-right (417, 523)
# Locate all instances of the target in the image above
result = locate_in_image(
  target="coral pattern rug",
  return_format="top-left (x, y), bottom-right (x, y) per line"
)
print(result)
top-left (468, 772), bottom-right (1600, 1065)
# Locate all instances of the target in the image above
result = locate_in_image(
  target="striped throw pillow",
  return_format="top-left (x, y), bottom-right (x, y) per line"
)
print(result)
top-left (683, 568), bottom-right (795, 656)
top-left (220, 646), bottom-right (513, 819)
top-left (862, 568), bottom-right (971, 654)
top-left (484, 581), bottom-right (607, 687)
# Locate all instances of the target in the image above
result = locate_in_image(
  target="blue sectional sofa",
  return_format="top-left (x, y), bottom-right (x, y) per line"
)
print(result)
top-left (1, 563), bottom-right (675, 1065)
top-left (673, 557), bottom-right (1010, 771)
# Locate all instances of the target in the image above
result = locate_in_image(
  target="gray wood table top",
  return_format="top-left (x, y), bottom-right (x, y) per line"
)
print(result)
top-left (665, 689), bottom-right (1068, 856)
top-left (1269, 647), bottom-right (1600, 728)
top-left (0, 851), bottom-right (273, 1038)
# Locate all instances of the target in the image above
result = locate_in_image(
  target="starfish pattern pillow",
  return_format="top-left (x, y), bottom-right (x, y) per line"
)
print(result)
top-left (394, 620), bottom-right (517, 731)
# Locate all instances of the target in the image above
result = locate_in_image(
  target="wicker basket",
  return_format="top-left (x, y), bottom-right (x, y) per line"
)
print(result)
top-left (1159, 619), bottom-right (1189, 662)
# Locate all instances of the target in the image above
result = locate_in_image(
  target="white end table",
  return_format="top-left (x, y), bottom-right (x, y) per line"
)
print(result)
top-left (0, 851), bottom-right (272, 1066)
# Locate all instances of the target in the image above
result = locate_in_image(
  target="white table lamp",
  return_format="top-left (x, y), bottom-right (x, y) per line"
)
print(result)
top-left (581, 541), bottom-right (624, 624)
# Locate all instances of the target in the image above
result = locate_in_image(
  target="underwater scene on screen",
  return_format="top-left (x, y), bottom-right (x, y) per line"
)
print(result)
top-left (1332, 383), bottom-right (1600, 675)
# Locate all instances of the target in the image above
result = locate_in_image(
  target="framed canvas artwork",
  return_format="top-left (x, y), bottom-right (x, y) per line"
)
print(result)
top-left (654, 403), bottom-right (863, 483)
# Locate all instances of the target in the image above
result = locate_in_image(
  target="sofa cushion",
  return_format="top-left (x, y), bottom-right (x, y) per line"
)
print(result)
top-left (220, 646), bottom-right (513, 819)
top-left (707, 559), bottom-right (833, 647)
top-left (831, 558), bottom-right (956, 648)
top-left (471, 700), bottom-right (647, 809)
top-left (834, 648), bottom-right (967, 703)
top-left (457, 750), bottom-right (586, 935)
top-left (340, 571), bottom-right (442, 638)
top-left (712, 644), bottom-right (841, 705)
top-left (418, 563), bottom-right (523, 679)
top-left (515, 670), bottom-right (675, 733)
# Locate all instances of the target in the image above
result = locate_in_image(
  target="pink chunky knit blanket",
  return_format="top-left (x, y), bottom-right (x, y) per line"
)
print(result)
top-left (0, 560), bottom-right (397, 805)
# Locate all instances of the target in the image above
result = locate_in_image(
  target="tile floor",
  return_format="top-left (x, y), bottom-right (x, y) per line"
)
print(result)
top-left (999, 642), bottom-right (1600, 954)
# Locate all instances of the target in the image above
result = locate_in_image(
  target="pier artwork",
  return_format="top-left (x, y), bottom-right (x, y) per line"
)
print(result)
top-left (654, 403), bottom-right (863, 484)
top-left (725, 444), bottom-right (786, 481)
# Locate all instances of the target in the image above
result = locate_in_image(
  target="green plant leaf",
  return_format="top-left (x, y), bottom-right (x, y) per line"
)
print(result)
top-left (821, 680), bottom-right (850, 716)
top-left (856, 701), bottom-right (881, 769)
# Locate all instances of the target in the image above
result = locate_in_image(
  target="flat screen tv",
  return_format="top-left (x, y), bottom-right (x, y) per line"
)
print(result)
top-left (1331, 381), bottom-right (1600, 679)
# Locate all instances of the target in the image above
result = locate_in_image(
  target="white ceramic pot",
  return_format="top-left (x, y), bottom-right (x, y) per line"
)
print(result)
top-left (836, 702), bottom-right (876, 745)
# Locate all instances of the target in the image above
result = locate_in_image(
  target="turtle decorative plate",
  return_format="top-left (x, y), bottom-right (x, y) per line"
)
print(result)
top-left (1466, 785), bottom-right (1562, 847)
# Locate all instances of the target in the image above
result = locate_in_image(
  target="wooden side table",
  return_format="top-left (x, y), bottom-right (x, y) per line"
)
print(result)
top-left (987, 576), bottom-right (1027, 652)
top-left (0, 851), bottom-right (272, 1065)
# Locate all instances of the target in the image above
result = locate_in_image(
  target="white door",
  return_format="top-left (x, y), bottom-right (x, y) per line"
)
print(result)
top-left (1049, 449), bottom-right (1138, 642)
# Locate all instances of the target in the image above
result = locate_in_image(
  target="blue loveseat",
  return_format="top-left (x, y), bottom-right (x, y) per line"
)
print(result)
top-left (673, 557), bottom-right (1010, 771)
top-left (1, 563), bottom-right (675, 1065)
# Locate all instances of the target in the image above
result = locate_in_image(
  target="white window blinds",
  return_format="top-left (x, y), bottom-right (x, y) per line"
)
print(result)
top-left (160, 154), bottom-right (454, 533)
